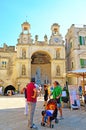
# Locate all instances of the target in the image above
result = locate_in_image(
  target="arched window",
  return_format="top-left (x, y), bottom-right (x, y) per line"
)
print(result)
top-left (56, 65), bottom-right (60, 76)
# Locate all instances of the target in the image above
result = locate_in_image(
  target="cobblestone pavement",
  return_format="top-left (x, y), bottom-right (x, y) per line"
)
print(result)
top-left (0, 95), bottom-right (86, 130)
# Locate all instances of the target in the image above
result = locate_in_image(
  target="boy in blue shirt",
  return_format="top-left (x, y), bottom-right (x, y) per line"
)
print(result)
top-left (41, 110), bottom-right (54, 127)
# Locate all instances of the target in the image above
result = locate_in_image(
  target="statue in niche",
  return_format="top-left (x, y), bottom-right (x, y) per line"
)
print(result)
top-left (22, 65), bottom-right (26, 75)
top-left (56, 66), bottom-right (60, 76)
top-left (56, 50), bottom-right (60, 59)
top-left (44, 34), bottom-right (48, 42)
top-left (35, 35), bottom-right (38, 42)
top-left (35, 68), bottom-right (41, 85)
top-left (22, 49), bottom-right (26, 59)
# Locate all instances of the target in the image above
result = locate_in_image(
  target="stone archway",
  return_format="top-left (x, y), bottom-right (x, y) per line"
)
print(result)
top-left (4, 85), bottom-right (15, 95)
top-left (31, 51), bottom-right (51, 85)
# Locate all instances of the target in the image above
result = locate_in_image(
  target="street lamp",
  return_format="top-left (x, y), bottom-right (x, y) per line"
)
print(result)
top-left (17, 82), bottom-right (20, 93)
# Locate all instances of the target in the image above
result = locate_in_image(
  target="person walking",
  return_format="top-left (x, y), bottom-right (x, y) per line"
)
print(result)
top-left (43, 84), bottom-right (48, 109)
top-left (26, 78), bottom-right (38, 129)
top-left (53, 81), bottom-right (64, 120)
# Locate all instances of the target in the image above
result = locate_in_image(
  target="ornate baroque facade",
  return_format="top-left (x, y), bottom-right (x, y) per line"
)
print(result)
top-left (0, 22), bottom-right (66, 91)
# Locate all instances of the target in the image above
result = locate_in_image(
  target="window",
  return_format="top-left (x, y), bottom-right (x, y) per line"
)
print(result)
top-left (2, 61), bottom-right (7, 68)
top-left (79, 36), bottom-right (86, 45)
top-left (80, 59), bottom-right (86, 68)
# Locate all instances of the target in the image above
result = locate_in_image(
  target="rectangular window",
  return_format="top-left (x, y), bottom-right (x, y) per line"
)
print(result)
top-left (79, 36), bottom-right (85, 45)
top-left (82, 37), bottom-right (85, 45)
top-left (2, 61), bottom-right (7, 68)
top-left (80, 59), bottom-right (86, 68)
top-left (2, 61), bottom-right (4, 67)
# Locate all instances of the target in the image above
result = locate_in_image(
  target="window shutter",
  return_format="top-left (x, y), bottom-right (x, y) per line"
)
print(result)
top-left (80, 59), bottom-right (84, 68)
top-left (82, 37), bottom-right (85, 45)
top-left (79, 36), bottom-right (82, 45)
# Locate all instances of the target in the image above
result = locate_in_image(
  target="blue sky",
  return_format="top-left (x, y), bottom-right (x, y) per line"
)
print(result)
top-left (0, 0), bottom-right (86, 46)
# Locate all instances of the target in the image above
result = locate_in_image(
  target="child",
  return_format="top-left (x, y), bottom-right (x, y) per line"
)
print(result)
top-left (41, 110), bottom-right (54, 127)
top-left (41, 99), bottom-right (58, 128)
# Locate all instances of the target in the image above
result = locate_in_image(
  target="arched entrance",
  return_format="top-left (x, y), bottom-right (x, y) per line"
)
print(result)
top-left (4, 85), bottom-right (15, 95)
top-left (31, 51), bottom-right (51, 85)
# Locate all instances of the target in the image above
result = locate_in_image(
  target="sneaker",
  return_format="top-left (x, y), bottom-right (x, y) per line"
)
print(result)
top-left (41, 122), bottom-right (45, 126)
top-left (59, 116), bottom-right (64, 120)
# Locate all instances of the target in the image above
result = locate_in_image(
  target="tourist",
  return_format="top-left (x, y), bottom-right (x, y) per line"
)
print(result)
top-left (43, 84), bottom-right (48, 108)
top-left (26, 78), bottom-right (38, 129)
top-left (53, 81), bottom-right (64, 120)
top-left (24, 87), bottom-right (28, 115)
top-left (39, 85), bottom-right (42, 97)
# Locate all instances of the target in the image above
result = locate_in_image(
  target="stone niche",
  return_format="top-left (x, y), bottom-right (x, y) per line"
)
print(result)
top-left (31, 64), bottom-right (51, 84)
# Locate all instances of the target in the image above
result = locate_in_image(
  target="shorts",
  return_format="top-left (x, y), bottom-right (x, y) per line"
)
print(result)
top-left (57, 103), bottom-right (61, 108)
top-left (44, 96), bottom-right (48, 101)
top-left (85, 100), bottom-right (86, 104)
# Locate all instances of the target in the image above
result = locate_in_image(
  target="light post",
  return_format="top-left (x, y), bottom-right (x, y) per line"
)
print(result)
top-left (17, 82), bottom-right (20, 94)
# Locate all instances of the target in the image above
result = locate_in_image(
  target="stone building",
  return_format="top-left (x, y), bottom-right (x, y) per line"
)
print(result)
top-left (0, 21), bottom-right (66, 92)
top-left (65, 24), bottom-right (86, 86)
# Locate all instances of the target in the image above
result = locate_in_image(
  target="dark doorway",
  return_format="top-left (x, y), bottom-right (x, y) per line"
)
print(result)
top-left (4, 85), bottom-right (15, 95)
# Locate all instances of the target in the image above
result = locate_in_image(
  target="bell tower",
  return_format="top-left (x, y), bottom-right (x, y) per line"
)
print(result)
top-left (17, 21), bottom-right (33, 44)
top-left (16, 21), bottom-right (33, 88)
top-left (21, 21), bottom-right (30, 34)
top-left (49, 23), bottom-right (63, 45)
top-left (51, 23), bottom-right (60, 36)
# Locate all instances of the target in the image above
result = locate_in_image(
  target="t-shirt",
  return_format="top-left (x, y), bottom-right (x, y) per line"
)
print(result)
top-left (27, 82), bottom-right (37, 103)
top-left (46, 110), bottom-right (54, 117)
top-left (53, 85), bottom-right (62, 102)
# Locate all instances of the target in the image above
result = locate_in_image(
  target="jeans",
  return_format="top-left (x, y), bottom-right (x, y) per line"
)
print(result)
top-left (24, 100), bottom-right (28, 115)
top-left (28, 102), bottom-right (36, 127)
